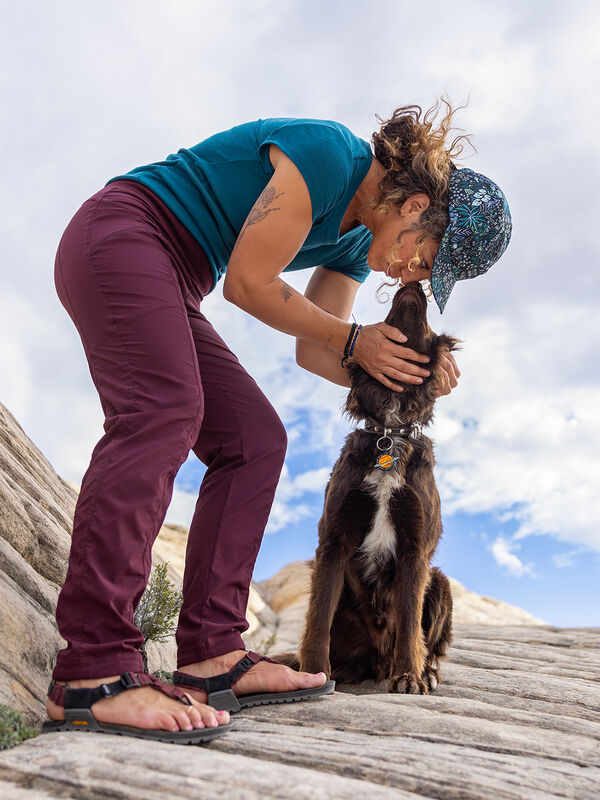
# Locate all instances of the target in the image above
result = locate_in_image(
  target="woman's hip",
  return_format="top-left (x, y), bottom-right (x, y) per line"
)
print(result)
top-left (54, 180), bottom-right (213, 319)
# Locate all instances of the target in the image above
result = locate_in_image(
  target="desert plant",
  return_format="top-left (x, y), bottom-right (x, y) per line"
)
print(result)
top-left (134, 563), bottom-right (183, 671)
top-left (0, 705), bottom-right (37, 750)
top-left (256, 630), bottom-right (277, 655)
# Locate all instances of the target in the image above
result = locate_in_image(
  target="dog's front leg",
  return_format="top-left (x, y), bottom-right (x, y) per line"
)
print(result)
top-left (389, 555), bottom-right (430, 694)
top-left (299, 541), bottom-right (347, 677)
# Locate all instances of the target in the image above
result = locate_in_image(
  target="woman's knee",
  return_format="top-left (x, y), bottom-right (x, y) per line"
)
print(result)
top-left (237, 403), bottom-right (287, 467)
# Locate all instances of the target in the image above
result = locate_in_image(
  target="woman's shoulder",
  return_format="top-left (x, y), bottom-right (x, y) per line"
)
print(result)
top-left (257, 116), bottom-right (368, 152)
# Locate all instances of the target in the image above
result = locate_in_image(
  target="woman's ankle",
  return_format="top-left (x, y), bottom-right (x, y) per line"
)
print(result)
top-left (179, 648), bottom-right (247, 676)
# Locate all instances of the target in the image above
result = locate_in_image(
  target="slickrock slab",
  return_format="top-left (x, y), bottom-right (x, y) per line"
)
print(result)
top-left (0, 403), bottom-right (74, 723)
top-left (1, 625), bottom-right (598, 799)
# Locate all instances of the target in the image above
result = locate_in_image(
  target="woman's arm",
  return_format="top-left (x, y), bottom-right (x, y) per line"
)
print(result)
top-left (223, 146), bottom-right (431, 391)
top-left (295, 267), bottom-right (359, 387)
top-left (223, 149), bottom-right (351, 353)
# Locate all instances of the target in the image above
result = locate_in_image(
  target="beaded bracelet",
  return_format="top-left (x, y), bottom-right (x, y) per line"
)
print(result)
top-left (349, 324), bottom-right (362, 357)
top-left (341, 323), bottom-right (362, 367)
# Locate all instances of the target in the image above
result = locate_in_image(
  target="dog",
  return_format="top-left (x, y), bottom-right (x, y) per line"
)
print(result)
top-left (274, 281), bottom-right (458, 694)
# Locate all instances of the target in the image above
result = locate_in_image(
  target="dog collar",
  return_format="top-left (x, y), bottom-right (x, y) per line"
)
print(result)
top-left (363, 417), bottom-right (423, 441)
top-left (363, 417), bottom-right (423, 471)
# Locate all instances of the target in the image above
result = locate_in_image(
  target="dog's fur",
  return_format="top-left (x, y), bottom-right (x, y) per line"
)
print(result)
top-left (274, 282), bottom-right (458, 694)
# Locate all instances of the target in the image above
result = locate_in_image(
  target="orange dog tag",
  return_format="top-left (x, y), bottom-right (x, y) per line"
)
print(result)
top-left (374, 454), bottom-right (398, 471)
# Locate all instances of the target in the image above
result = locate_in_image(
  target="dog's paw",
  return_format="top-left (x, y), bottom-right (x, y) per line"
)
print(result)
top-left (422, 666), bottom-right (440, 691)
top-left (388, 672), bottom-right (429, 694)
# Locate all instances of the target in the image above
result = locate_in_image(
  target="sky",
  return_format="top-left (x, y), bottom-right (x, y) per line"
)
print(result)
top-left (1, 0), bottom-right (599, 626)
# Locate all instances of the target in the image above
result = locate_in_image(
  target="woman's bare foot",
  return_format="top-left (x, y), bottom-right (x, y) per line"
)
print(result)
top-left (178, 650), bottom-right (327, 704)
top-left (46, 675), bottom-right (231, 731)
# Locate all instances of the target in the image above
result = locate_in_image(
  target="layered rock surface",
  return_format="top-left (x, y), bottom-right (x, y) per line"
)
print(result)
top-left (1, 625), bottom-right (598, 799)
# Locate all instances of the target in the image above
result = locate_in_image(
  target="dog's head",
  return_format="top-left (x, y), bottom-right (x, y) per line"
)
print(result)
top-left (345, 282), bottom-right (460, 427)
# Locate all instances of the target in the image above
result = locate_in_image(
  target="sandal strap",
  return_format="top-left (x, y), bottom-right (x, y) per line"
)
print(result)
top-left (48, 672), bottom-right (191, 708)
top-left (174, 650), bottom-right (279, 694)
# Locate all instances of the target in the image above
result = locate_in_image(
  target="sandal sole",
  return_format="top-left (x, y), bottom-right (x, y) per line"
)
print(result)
top-left (237, 679), bottom-right (336, 710)
top-left (41, 719), bottom-right (232, 744)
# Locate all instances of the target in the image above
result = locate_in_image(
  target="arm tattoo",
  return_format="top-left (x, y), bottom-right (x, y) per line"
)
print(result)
top-left (281, 284), bottom-right (293, 303)
top-left (232, 185), bottom-right (284, 255)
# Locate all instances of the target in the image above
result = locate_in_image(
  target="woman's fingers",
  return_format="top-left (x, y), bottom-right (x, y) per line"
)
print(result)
top-left (371, 373), bottom-right (405, 393)
top-left (433, 351), bottom-right (461, 397)
top-left (352, 323), bottom-right (433, 390)
top-left (353, 323), bottom-right (461, 397)
top-left (446, 351), bottom-right (461, 382)
top-left (377, 322), bottom-right (408, 344)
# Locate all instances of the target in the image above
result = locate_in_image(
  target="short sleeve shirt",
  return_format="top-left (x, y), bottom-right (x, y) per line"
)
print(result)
top-left (107, 118), bottom-right (374, 293)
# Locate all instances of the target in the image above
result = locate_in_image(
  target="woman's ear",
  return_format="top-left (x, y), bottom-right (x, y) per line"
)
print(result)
top-left (402, 193), bottom-right (431, 216)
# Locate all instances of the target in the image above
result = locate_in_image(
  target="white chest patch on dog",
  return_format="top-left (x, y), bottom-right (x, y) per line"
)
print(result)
top-left (359, 470), bottom-right (403, 578)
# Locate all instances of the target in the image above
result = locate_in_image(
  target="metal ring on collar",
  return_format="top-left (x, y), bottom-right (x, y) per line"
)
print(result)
top-left (376, 435), bottom-right (394, 451)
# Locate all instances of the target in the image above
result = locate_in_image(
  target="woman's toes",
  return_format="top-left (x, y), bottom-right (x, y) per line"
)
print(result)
top-left (186, 706), bottom-right (205, 729)
top-left (159, 711), bottom-right (180, 732)
top-left (299, 670), bottom-right (327, 687)
top-left (174, 708), bottom-right (194, 731)
top-left (201, 708), bottom-right (220, 727)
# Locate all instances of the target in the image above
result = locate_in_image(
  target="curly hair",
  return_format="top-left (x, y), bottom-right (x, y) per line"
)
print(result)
top-left (370, 96), bottom-right (474, 277)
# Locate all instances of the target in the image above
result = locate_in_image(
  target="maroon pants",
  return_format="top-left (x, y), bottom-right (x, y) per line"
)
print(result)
top-left (52, 180), bottom-right (287, 680)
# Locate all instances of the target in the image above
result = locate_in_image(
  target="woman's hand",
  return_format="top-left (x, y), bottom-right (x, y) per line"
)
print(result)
top-left (352, 322), bottom-right (431, 392)
top-left (433, 349), bottom-right (461, 397)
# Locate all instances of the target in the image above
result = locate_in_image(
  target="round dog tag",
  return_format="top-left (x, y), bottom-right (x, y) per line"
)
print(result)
top-left (374, 454), bottom-right (398, 471)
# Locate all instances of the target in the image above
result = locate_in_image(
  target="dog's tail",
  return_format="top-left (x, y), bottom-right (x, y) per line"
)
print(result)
top-left (267, 651), bottom-right (301, 670)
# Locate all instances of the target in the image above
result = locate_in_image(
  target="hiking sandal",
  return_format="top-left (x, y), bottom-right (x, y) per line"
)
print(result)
top-left (42, 671), bottom-right (232, 744)
top-left (173, 650), bottom-right (335, 713)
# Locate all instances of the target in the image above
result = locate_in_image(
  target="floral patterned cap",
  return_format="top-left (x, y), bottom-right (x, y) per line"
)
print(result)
top-left (430, 165), bottom-right (512, 313)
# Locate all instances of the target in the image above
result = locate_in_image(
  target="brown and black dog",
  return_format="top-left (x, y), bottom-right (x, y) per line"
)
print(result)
top-left (275, 281), bottom-right (458, 694)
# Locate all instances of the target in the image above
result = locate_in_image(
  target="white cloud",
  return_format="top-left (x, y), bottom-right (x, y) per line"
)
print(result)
top-left (432, 305), bottom-right (600, 553)
top-left (552, 549), bottom-right (582, 569)
top-left (2, 0), bottom-right (600, 581)
top-left (490, 536), bottom-right (536, 578)
top-left (262, 463), bottom-right (330, 534)
top-left (164, 484), bottom-right (199, 530)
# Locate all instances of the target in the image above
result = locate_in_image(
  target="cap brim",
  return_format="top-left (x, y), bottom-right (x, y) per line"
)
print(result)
top-left (430, 230), bottom-right (456, 314)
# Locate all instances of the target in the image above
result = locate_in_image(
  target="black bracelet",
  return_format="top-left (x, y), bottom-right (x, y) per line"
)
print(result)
top-left (349, 324), bottom-right (362, 357)
top-left (341, 322), bottom-right (359, 368)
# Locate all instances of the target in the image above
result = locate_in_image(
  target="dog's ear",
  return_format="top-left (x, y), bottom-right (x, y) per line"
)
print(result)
top-left (437, 334), bottom-right (462, 353)
top-left (344, 361), bottom-right (369, 422)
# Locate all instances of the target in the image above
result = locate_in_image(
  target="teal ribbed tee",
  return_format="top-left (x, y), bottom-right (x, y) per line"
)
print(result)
top-left (107, 118), bottom-right (374, 293)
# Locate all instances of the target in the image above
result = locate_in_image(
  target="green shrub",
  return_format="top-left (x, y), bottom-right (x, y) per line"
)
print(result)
top-left (134, 563), bottom-right (183, 671)
top-left (0, 705), bottom-right (37, 751)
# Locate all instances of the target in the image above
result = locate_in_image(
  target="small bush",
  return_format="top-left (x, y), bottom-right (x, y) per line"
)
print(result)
top-left (0, 705), bottom-right (37, 751)
top-left (256, 630), bottom-right (277, 654)
top-left (134, 563), bottom-right (183, 671)
top-left (152, 670), bottom-right (174, 684)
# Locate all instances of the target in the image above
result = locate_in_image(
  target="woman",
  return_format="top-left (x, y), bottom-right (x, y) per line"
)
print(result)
top-left (46, 100), bottom-right (512, 742)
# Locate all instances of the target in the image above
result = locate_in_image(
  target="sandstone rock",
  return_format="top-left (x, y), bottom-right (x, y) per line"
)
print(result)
top-left (256, 559), bottom-right (313, 613)
top-left (0, 625), bottom-right (598, 800)
top-left (449, 577), bottom-right (548, 625)
top-left (0, 403), bottom-right (74, 725)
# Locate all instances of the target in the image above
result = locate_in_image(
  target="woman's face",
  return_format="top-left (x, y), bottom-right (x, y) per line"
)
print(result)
top-left (366, 197), bottom-right (439, 285)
